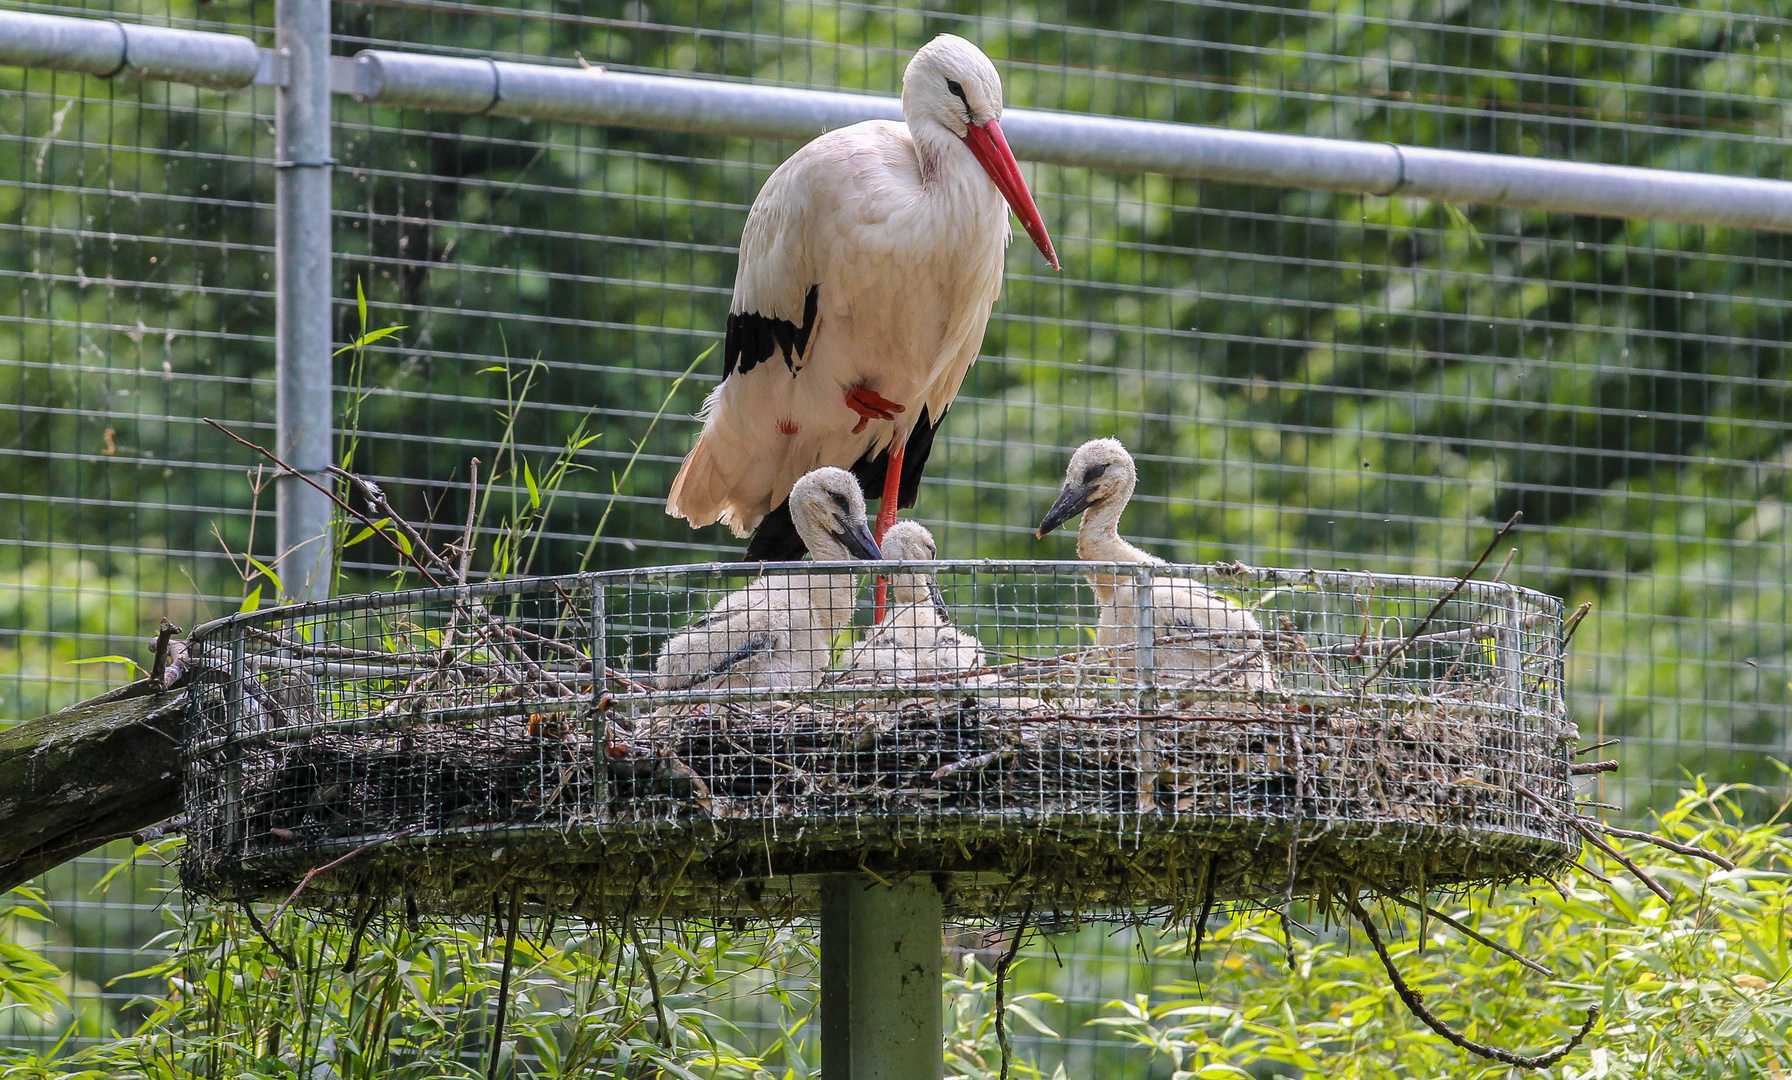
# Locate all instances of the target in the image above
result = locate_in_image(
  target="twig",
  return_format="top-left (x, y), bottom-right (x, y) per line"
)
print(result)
top-left (1490, 547), bottom-right (1517, 584)
top-left (1579, 819), bottom-right (1735, 872)
top-left (203, 418), bottom-right (443, 586)
top-left (1325, 864), bottom-right (1554, 977)
top-left (247, 628), bottom-right (443, 665)
top-left (1514, 784), bottom-right (1676, 902)
top-left (1570, 860), bottom-right (1614, 886)
top-left (1361, 512), bottom-right (1521, 692)
top-left (0, 826), bottom-right (151, 878)
top-left (459, 459), bottom-right (481, 576)
top-left (932, 748), bottom-right (1015, 781)
top-left (342, 894), bottom-right (379, 974)
top-left (994, 898), bottom-right (1033, 1080)
top-left (134, 817), bottom-right (189, 844)
top-left (1190, 859), bottom-right (1218, 965)
top-left (431, 459), bottom-right (480, 688)
top-left (1576, 739), bottom-right (1619, 756)
top-left (1342, 892), bottom-right (1598, 1069)
top-left (629, 919), bottom-right (674, 1052)
top-left (329, 465), bottom-right (453, 577)
top-left (240, 901), bottom-right (298, 969)
top-left (266, 824), bottom-right (425, 925)
top-left (487, 885), bottom-right (522, 1080)
top-left (1561, 601), bottom-right (1594, 647)
top-left (1276, 616), bottom-right (1344, 691)
top-left (148, 618), bottom-right (181, 687)
top-left (1303, 616), bottom-right (1553, 658)
top-left (1574, 822), bottom-right (1675, 903)
top-left (1570, 760), bottom-right (1620, 775)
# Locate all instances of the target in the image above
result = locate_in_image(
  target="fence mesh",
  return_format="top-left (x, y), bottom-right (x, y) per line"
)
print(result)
top-left (1, 0), bottom-right (1788, 1066)
top-left (178, 563), bottom-right (1574, 917)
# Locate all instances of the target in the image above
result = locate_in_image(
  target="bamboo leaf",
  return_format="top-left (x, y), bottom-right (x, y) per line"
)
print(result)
top-left (66, 655), bottom-right (146, 678)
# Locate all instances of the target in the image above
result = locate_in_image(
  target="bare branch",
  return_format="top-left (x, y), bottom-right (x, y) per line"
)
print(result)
top-left (1362, 512), bottom-right (1522, 692)
top-left (203, 419), bottom-right (443, 586)
top-left (1343, 891), bottom-right (1597, 1070)
top-left (267, 824), bottom-right (425, 925)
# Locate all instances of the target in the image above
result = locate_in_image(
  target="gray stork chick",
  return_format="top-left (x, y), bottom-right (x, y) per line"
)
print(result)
top-left (656, 467), bottom-right (881, 691)
top-left (841, 521), bottom-right (983, 683)
top-left (1036, 438), bottom-right (1276, 691)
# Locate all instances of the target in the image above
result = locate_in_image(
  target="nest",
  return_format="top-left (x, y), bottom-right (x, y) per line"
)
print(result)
top-left (180, 565), bottom-right (1579, 921)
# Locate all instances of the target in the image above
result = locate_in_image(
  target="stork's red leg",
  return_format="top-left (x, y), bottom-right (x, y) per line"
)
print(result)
top-left (875, 437), bottom-right (904, 540)
top-left (872, 437), bottom-right (906, 623)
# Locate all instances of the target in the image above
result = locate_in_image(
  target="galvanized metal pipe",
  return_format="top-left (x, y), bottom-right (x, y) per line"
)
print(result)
top-left (0, 9), bottom-right (268, 89)
top-left (343, 49), bottom-right (1792, 233)
top-left (6, 8), bottom-right (1792, 234)
top-left (273, 0), bottom-right (335, 603)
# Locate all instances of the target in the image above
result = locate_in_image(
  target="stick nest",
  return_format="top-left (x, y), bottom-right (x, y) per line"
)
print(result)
top-left (184, 679), bottom-right (1578, 921)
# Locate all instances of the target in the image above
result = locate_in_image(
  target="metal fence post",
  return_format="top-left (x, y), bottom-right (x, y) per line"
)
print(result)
top-left (1135, 567), bottom-right (1157, 814)
top-left (591, 579), bottom-right (609, 817)
top-left (274, 0), bottom-right (335, 603)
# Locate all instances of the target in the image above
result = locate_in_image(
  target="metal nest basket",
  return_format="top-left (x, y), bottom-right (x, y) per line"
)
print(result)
top-left (181, 561), bottom-right (1580, 921)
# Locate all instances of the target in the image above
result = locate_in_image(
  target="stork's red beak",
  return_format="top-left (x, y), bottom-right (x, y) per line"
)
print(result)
top-left (962, 118), bottom-right (1060, 271)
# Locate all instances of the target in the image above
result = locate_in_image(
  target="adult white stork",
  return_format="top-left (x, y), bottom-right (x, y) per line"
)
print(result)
top-left (665, 33), bottom-right (1059, 559)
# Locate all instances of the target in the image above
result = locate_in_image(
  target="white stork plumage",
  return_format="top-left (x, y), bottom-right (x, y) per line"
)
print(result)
top-left (1036, 439), bottom-right (1277, 691)
top-left (665, 33), bottom-right (1059, 559)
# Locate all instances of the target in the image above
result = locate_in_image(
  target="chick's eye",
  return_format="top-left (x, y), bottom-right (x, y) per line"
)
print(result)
top-left (1081, 463), bottom-right (1110, 485)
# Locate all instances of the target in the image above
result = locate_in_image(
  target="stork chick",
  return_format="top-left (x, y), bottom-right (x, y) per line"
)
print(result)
top-left (1036, 439), bottom-right (1275, 690)
top-left (841, 521), bottom-right (983, 682)
top-left (657, 468), bottom-right (881, 692)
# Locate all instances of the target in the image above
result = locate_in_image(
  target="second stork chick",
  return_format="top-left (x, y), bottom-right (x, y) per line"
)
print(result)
top-left (841, 521), bottom-right (983, 682)
top-left (1036, 438), bottom-right (1276, 690)
top-left (656, 467), bottom-right (881, 692)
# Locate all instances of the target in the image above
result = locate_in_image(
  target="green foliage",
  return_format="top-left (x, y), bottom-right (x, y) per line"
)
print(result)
top-left (1094, 782), bottom-right (1792, 1078)
top-left (1, 787), bottom-right (1789, 1077)
top-left (0, 887), bottom-right (820, 1079)
top-left (0, 888), bottom-right (69, 1029)
top-left (3, 0), bottom-right (1786, 802)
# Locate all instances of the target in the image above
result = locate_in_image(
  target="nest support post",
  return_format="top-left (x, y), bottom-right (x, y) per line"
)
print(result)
top-left (820, 874), bottom-right (945, 1080)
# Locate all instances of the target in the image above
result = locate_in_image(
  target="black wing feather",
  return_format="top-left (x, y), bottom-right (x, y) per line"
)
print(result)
top-left (724, 284), bottom-right (821, 379)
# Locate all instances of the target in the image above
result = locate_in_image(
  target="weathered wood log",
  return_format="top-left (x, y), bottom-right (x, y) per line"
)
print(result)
top-left (0, 682), bottom-right (187, 893)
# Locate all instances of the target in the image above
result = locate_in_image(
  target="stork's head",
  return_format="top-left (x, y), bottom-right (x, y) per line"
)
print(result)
top-left (879, 520), bottom-right (938, 563)
top-left (1036, 438), bottom-right (1136, 538)
top-left (903, 34), bottom-right (1060, 271)
top-left (878, 520), bottom-right (942, 606)
top-left (789, 467), bottom-right (882, 561)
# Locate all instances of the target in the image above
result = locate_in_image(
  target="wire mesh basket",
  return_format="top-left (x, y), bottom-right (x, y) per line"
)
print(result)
top-left (181, 562), bottom-right (1579, 919)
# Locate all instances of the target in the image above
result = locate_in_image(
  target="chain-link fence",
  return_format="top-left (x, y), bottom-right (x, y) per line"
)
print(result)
top-left (3, 0), bottom-right (1789, 1067)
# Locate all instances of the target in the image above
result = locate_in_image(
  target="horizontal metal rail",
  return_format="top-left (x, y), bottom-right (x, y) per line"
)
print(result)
top-left (5, 8), bottom-right (1792, 232)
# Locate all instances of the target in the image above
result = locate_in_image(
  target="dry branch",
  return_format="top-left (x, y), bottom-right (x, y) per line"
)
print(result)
top-left (1343, 891), bottom-right (1598, 1070)
top-left (1361, 512), bottom-right (1522, 692)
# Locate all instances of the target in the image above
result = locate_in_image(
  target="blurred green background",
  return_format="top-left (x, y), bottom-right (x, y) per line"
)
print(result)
top-left (0, 0), bottom-right (1788, 1069)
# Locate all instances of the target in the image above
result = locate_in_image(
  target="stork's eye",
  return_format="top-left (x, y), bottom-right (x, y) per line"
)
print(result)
top-left (828, 490), bottom-right (852, 514)
top-left (1081, 462), bottom-right (1110, 485)
top-left (945, 78), bottom-right (971, 116)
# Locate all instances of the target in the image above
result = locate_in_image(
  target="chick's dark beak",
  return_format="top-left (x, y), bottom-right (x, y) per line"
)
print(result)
top-left (834, 520), bottom-right (882, 561)
top-left (1036, 484), bottom-right (1096, 538)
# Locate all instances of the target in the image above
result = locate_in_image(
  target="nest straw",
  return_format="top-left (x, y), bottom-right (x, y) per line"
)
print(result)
top-left (181, 561), bottom-right (1579, 922)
